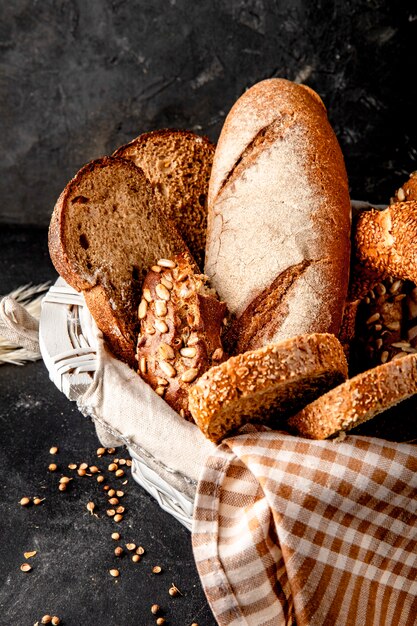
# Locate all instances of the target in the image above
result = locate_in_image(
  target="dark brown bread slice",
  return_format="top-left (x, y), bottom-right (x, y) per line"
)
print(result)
top-left (288, 353), bottom-right (417, 440)
top-left (188, 333), bottom-right (348, 442)
top-left (136, 253), bottom-right (227, 419)
top-left (113, 129), bottom-right (215, 269)
top-left (48, 157), bottom-right (189, 365)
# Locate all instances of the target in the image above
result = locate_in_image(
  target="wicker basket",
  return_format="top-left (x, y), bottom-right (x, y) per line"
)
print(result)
top-left (39, 279), bottom-right (194, 530)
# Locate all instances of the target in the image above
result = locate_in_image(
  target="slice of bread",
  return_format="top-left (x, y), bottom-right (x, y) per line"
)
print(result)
top-left (188, 333), bottom-right (348, 442)
top-left (48, 156), bottom-right (189, 365)
top-left (113, 129), bottom-right (215, 269)
top-left (288, 353), bottom-right (417, 439)
top-left (137, 253), bottom-right (227, 419)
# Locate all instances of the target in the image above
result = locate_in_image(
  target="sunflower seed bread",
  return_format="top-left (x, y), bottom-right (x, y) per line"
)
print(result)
top-left (188, 333), bottom-right (348, 442)
top-left (48, 157), bottom-right (189, 365)
top-left (288, 353), bottom-right (417, 440)
top-left (114, 129), bottom-right (215, 269)
top-left (136, 253), bottom-right (227, 419)
top-left (205, 78), bottom-right (351, 354)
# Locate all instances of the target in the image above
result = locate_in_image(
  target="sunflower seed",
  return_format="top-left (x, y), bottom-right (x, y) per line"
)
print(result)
top-left (181, 368), bottom-right (199, 383)
top-left (143, 288), bottom-right (152, 302)
top-left (157, 259), bottom-right (176, 269)
top-left (180, 347), bottom-right (197, 358)
top-left (155, 284), bottom-right (170, 301)
top-left (159, 343), bottom-right (175, 360)
top-left (154, 319), bottom-right (169, 333)
top-left (155, 300), bottom-right (168, 317)
top-left (366, 313), bottom-right (380, 324)
top-left (139, 356), bottom-right (147, 374)
top-left (159, 361), bottom-right (177, 378)
top-left (138, 299), bottom-right (148, 319)
top-left (212, 348), bottom-right (224, 360)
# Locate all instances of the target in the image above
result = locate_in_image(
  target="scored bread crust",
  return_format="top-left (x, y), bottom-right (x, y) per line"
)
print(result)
top-left (205, 78), bottom-right (351, 352)
top-left (48, 156), bottom-right (189, 365)
top-left (188, 333), bottom-right (348, 442)
top-left (113, 129), bottom-right (215, 269)
top-left (288, 353), bottom-right (417, 440)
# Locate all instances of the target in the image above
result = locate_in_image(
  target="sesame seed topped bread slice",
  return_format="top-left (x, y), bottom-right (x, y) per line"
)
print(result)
top-left (288, 353), bottom-right (417, 440)
top-left (113, 129), bottom-right (215, 269)
top-left (188, 333), bottom-right (348, 442)
top-left (48, 156), bottom-right (189, 365)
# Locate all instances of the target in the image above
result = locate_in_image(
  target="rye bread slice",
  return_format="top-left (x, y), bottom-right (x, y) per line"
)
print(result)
top-left (113, 129), bottom-right (215, 269)
top-left (188, 333), bottom-right (348, 442)
top-left (48, 156), bottom-right (189, 365)
top-left (288, 353), bottom-right (417, 440)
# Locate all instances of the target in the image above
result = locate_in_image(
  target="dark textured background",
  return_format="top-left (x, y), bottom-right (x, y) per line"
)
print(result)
top-left (1, 0), bottom-right (417, 226)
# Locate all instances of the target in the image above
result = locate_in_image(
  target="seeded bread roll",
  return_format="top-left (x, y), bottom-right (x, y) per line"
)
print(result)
top-left (136, 253), bottom-right (227, 419)
top-left (288, 353), bottom-right (417, 440)
top-left (205, 78), bottom-right (351, 354)
top-left (48, 157), bottom-right (189, 365)
top-left (114, 129), bottom-right (215, 269)
top-left (188, 333), bottom-right (348, 442)
top-left (354, 200), bottom-right (417, 286)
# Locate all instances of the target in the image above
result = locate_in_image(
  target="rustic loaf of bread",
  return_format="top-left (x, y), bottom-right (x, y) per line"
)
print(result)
top-left (114, 129), bottom-right (214, 269)
top-left (136, 253), bottom-right (227, 419)
top-left (204, 78), bottom-right (351, 354)
top-left (48, 157), bottom-right (189, 365)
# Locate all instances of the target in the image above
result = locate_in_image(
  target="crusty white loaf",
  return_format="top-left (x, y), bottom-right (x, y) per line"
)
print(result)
top-left (205, 78), bottom-right (351, 354)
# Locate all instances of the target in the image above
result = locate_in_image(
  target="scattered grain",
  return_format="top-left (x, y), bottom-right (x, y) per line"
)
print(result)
top-left (109, 569), bottom-right (120, 577)
top-left (49, 447), bottom-right (58, 455)
top-left (114, 514), bottom-right (123, 523)
top-left (48, 464), bottom-right (57, 472)
top-left (24, 551), bottom-right (37, 559)
top-left (20, 563), bottom-right (32, 572)
top-left (20, 497), bottom-right (31, 506)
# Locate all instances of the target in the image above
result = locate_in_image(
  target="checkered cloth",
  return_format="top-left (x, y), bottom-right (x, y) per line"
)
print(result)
top-left (192, 427), bottom-right (417, 626)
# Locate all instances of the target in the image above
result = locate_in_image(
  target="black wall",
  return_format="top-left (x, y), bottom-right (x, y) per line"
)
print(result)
top-left (1, 0), bottom-right (416, 225)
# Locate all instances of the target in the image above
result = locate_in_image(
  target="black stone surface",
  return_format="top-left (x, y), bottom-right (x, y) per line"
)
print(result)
top-left (0, 225), bottom-right (216, 626)
top-left (1, 0), bottom-right (417, 226)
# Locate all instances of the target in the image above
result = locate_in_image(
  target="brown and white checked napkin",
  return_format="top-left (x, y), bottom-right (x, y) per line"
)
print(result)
top-left (192, 426), bottom-right (417, 626)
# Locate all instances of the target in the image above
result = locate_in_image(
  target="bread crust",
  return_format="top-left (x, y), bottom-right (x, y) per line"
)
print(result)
top-left (205, 78), bottom-right (351, 351)
top-left (189, 333), bottom-right (348, 442)
top-left (114, 129), bottom-right (214, 269)
top-left (288, 353), bottom-right (417, 440)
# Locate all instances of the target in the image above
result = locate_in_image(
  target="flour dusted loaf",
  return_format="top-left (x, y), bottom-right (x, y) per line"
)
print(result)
top-left (188, 333), bottom-right (348, 442)
top-left (205, 78), bottom-right (351, 354)
top-left (136, 253), bottom-right (227, 419)
top-left (48, 157), bottom-right (189, 365)
top-left (288, 353), bottom-right (417, 440)
top-left (114, 129), bottom-right (214, 269)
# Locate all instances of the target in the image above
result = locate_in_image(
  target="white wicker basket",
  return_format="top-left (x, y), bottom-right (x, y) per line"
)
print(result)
top-left (39, 279), bottom-right (194, 530)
